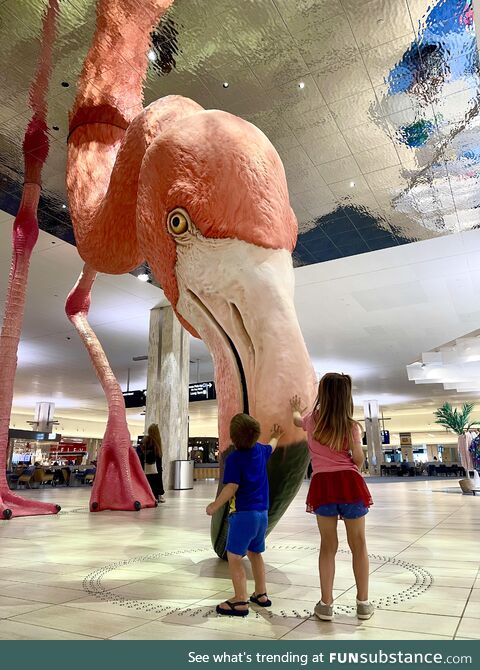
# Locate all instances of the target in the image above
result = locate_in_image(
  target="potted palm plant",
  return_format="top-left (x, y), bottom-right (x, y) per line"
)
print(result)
top-left (434, 402), bottom-right (479, 490)
top-left (434, 402), bottom-right (479, 435)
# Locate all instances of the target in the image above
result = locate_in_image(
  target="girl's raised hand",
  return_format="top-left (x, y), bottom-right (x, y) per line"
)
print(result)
top-left (290, 394), bottom-right (306, 413)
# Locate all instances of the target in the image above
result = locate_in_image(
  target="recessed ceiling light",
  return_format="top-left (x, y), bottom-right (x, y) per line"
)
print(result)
top-left (349, 181), bottom-right (355, 188)
top-left (147, 49), bottom-right (157, 62)
top-left (222, 82), bottom-right (229, 88)
top-left (61, 81), bottom-right (69, 88)
top-left (137, 273), bottom-right (149, 282)
top-left (62, 204), bottom-right (67, 209)
top-left (298, 81), bottom-right (305, 89)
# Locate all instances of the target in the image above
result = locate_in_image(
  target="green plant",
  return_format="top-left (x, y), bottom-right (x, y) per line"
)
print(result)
top-left (434, 402), bottom-right (480, 435)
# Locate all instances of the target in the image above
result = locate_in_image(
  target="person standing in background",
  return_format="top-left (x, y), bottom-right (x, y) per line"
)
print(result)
top-left (139, 424), bottom-right (165, 503)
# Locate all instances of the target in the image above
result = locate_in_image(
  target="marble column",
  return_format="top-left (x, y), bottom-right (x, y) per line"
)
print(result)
top-left (363, 400), bottom-right (383, 475)
top-left (145, 304), bottom-right (190, 491)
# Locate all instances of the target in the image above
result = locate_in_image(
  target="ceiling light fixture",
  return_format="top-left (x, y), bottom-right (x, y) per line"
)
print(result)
top-left (407, 334), bottom-right (480, 393)
top-left (137, 273), bottom-right (149, 282)
top-left (62, 204), bottom-right (67, 209)
top-left (147, 49), bottom-right (157, 62)
top-left (350, 181), bottom-right (355, 188)
top-left (298, 81), bottom-right (305, 89)
top-left (222, 82), bottom-right (229, 88)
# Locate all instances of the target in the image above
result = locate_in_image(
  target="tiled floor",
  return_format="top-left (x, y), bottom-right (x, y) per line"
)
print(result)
top-left (0, 479), bottom-right (478, 640)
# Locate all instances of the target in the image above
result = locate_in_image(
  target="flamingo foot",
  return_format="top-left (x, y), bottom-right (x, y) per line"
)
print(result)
top-left (0, 488), bottom-right (60, 520)
top-left (89, 436), bottom-right (156, 512)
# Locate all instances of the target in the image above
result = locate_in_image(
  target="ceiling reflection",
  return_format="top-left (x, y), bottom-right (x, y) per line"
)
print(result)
top-left (0, 0), bottom-right (478, 269)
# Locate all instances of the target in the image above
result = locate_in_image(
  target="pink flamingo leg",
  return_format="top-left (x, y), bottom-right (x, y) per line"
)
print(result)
top-left (64, 0), bottom-right (174, 512)
top-left (66, 266), bottom-right (155, 511)
top-left (0, 181), bottom-right (61, 519)
top-left (0, 1), bottom-right (60, 520)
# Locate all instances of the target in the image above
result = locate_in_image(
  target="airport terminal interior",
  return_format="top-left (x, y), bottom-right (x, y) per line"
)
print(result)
top-left (0, 0), bottom-right (479, 641)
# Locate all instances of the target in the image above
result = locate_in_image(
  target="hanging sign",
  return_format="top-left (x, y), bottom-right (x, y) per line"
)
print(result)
top-left (123, 390), bottom-right (146, 408)
top-left (189, 382), bottom-right (216, 402)
top-left (399, 432), bottom-right (412, 446)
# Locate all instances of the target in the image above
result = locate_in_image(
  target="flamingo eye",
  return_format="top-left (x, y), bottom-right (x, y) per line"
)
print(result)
top-left (167, 209), bottom-right (190, 235)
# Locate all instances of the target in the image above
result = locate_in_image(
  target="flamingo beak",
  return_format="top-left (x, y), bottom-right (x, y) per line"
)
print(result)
top-left (173, 232), bottom-right (316, 451)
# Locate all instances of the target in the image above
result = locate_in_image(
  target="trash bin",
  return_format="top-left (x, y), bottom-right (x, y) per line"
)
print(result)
top-left (174, 460), bottom-right (194, 490)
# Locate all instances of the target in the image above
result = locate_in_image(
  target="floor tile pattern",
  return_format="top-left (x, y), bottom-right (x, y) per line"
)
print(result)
top-left (0, 479), bottom-right (478, 639)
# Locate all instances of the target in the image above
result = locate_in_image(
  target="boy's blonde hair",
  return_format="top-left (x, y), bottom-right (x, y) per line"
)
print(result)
top-left (230, 413), bottom-right (261, 450)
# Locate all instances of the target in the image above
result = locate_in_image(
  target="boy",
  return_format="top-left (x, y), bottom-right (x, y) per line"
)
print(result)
top-left (206, 413), bottom-right (284, 617)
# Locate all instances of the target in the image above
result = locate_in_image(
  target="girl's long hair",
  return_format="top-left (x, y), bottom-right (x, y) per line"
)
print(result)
top-left (312, 373), bottom-right (358, 451)
top-left (144, 423), bottom-right (162, 457)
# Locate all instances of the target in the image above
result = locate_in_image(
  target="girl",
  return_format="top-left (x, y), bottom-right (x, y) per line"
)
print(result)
top-left (140, 423), bottom-right (165, 503)
top-left (290, 373), bottom-right (373, 621)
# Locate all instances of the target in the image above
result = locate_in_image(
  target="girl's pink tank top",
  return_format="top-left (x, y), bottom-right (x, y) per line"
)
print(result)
top-left (301, 412), bottom-right (362, 475)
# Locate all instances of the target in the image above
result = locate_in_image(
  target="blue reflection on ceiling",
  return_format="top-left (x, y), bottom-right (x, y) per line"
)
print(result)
top-left (388, 0), bottom-right (476, 99)
top-left (294, 206), bottom-right (411, 266)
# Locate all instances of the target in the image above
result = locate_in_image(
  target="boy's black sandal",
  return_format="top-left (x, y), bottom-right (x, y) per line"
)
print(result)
top-left (250, 592), bottom-right (272, 607)
top-left (216, 600), bottom-right (249, 617)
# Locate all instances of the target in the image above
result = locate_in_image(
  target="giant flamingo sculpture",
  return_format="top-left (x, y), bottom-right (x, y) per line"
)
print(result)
top-left (0, 0), bottom-right (61, 520)
top-left (66, 0), bottom-right (316, 553)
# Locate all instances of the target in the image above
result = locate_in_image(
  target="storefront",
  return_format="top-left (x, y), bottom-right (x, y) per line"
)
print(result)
top-left (7, 429), bottom-right (89, 468)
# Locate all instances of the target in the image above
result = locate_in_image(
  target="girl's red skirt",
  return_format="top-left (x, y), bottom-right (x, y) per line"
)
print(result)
top-left (306, 470), bottom-right (373, 513)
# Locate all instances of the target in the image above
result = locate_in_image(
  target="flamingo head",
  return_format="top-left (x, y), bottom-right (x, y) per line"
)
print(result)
top-left (138, 107), bottom-right (316, 450)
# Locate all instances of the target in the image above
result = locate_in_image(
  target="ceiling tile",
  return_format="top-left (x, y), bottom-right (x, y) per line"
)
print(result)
top-left (273, 0), bottom-right (344, 33)
top-left (250, 45), bottom-right (309, 89)
top-left (313, 54), bottom-right (372, 104)
top-left (354, 142), bottom-right (400, 174)
top-left (329, 174), bottom-right (372, 198)
top-left (328, 88), bottom-right (378, 130)
top-left (298, 131), bottom-right (352, 166)
top-left (200, 66), bottom-right (263, 102)
top-left (342, 120), bottom-right (392, 154)
top-left (317, 156), bottom-right (362, 185)
top-left (292, 185), bottom-right (336, 216)
top-left (272, 74), bottom-right (326, 115)
top-left (221, 0), bottom-right (291, 53)
top-left (293, 13), bottom-right (359, 71)
top-left (344, 0), bottom-right (413, 52)
top-left (284, 102), bottom-right (339, 137)
top-left (144, 70), bottom-right (215, 109)
top-left (362, 34), bottom-right (415, 87)
top-left (365, 165), bottom-right (405, 191)
top-left (286, 164), bottom-right (325, 194)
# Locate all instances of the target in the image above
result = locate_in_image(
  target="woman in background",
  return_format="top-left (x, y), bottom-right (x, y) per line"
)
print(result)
top-left (140, 423), bottom-right (165, 503)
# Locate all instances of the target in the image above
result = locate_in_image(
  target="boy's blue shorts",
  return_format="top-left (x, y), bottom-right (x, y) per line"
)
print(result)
top-left (226, 510), bottom-right (268, 556)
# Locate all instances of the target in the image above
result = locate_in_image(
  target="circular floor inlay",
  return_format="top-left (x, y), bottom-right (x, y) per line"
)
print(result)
top-left (83, 544), bottom-right (434, 621)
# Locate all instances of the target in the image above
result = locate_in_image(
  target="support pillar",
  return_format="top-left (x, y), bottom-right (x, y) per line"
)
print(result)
top-left (363, 400), bottom-right (383, 475)
top-left (145, 305), bottom-right (189, 491)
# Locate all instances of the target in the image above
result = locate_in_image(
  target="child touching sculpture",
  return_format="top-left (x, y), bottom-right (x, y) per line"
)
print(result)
top-left (291, 373), bottom-right (374, 621)
top-left (206, 414), bottom-right (283, 616)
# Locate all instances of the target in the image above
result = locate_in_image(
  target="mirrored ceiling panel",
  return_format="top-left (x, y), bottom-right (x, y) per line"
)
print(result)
top-left (0, 0), bottom-right (478, 269)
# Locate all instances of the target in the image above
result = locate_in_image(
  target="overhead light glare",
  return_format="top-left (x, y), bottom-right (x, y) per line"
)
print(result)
top-left (350, 181), bottom-right (355, 188)
top-left (222, 82), bottom-right (229, 88)
top-left (148, 49), bottom-right (157, 62)
top-left (137, 273), bottom-right (149, 282)
top-left (298, 81), bottom-right (305, 89)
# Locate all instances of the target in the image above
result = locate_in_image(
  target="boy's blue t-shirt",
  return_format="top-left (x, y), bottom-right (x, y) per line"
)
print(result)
top-left (223, 442), bottom-right (273, 512)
